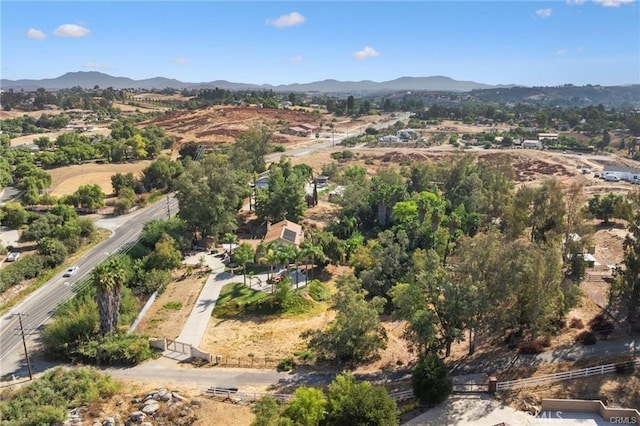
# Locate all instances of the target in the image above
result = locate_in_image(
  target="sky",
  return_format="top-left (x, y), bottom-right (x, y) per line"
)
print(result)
top-left (1, 1), bottom-right (639, 87)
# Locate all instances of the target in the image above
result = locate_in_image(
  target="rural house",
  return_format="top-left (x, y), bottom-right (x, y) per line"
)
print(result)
top-left (522, 140), bottom-right (543, 149)
top-left (263, 220), bottom-right (304, 247)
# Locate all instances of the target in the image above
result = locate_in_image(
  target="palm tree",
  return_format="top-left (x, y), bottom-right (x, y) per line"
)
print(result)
top-left (233, 243), bottom-right (255, 287)
top-left (93, 257), bottom-right (128, 336)
top-left (257, 241), bottom-right (278, 280)
top-left (299, 241), bottom-right (326, 285)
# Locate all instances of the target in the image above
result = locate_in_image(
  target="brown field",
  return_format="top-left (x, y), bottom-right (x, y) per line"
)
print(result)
top-left (48, 161), bottom-right (151, 197)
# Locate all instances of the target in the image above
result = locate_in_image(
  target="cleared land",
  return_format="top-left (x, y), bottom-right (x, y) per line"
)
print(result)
top-left (48, 161), bottom-right (151, 197)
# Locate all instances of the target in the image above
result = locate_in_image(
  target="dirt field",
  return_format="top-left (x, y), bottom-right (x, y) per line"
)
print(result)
top-left (48, 161), bottom-right (151, 197)
top-left (141, 105), bottom-right (388, 148)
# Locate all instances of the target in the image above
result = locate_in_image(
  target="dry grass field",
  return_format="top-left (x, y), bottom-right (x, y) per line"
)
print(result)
top-left (48, 161), bottom-right (151, 197)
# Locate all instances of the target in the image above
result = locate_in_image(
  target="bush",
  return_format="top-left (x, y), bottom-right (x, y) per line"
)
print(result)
top-left (518, 340), bottom-right (546, 354)
top-left (78, 334), bottom-right (155, 365)
top-left (615, 361), bottom-right (636, 374)
top-left (589, 313), bottom-right (614, 338)
top-left (569, 317), bottom-right (585, 329)
top-left (575, 331), bottom-right (597, 345)
top-left (0, 367), bottom-right (121, 425)
top-left (294, 350), bottom-right (315, 361)
top-left (277, 357), bottom-right (295, 371)
top-left (411, 353), bottom-right (452, 406)
top-left (307, 280), bottom-right (329, 301)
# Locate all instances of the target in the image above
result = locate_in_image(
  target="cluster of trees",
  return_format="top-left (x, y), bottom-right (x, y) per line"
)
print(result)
top-left (0, 203), bottom-right (97, 292)
top-left (43, 218), bottom-right (187, 364)
top-left (296, 155), bottom-right (593, 366)
top-left (0, 114), bottom-right (70, 137)
top-left (1, 86), bottom-right (126, 112)
top-left (252, 373), bottom-right (398, 426)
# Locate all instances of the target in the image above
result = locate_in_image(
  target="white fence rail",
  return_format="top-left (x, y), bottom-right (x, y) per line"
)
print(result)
top-left (496, 359), bottom-right (639, 391)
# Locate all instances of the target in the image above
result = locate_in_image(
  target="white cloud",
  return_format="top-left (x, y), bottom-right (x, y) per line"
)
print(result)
top-left (352, 46), bottom-right (380, 60)
top-left (593, 0), bottom-right (635, 6)
top-left (26, 28), bottom-right (46, 40)
top-left (566, 0), bottom-right (585, 5)
top-left (266, 12), bottom-right (306, 28)
top-left (54, 24), bottom-right (90, 38)
top-left (577, 46), bottom-right (586, 53)
top-left (171, 56), bottom-right (189, 64)
top-left (289, 55), bottom-right (303, 63)
top-left (536, 8), bottom-right (553, 18)
top-left (556, 49), bottom-right (569, 56)
top-left (82, 62), bottom-right (112, 71)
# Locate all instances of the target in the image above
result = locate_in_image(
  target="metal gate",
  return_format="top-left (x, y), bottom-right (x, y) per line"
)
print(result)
top-left (166, 339), bottom-right (191, 355)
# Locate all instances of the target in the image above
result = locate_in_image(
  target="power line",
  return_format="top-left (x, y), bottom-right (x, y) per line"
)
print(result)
top-left (12, 312), bottom-right (34, 380)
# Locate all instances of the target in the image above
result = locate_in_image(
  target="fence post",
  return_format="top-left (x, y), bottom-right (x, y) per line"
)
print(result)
top-left (488, 377), bottom-right (498, 394)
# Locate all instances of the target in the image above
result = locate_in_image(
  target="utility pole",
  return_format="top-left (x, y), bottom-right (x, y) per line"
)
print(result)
top-left (12, 312), bottom-right (33, 380)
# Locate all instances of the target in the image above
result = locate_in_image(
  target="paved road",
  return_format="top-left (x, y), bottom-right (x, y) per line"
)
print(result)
top-left (0, 197), bottom-right (179, 377)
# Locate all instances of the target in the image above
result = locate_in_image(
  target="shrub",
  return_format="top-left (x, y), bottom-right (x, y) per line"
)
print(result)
top-left (411, 353), bottom-right (452, 406)
top-left (575, 331), bottom-right (597, 345)
top-left (294, 350), bottom-right (315, 361)
top-left (569, 317), bottom-right (585, 329)
top-left (163, 301), bottom-right (182, 310)
top-left (277, 357), bottom-right (295, 371)
top-left (78, 334), bottom-right (155, 365)
top-left (615, 360), bottom-right (636, 374)
top-left (307, 280), bottom-right (329, 302)
top-left (589, 313), bottom-right (614, 338)
top-left (0, 367), bottom-right (120, 425)
top-left (518, 340), bottom-right (546, 354)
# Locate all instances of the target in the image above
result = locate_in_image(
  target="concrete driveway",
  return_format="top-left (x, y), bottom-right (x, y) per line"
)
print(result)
top-left (403, 394), bottom-right (609, 425)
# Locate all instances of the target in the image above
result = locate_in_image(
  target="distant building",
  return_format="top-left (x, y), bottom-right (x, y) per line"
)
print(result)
top-left (522, 140), bottom-right (543, 149)
top-left (603, 165), bottom-right (640, 183)
top-left (538, 133), bottom-right (558, 141)
top-left (285, 126), bottom-right (311, 136)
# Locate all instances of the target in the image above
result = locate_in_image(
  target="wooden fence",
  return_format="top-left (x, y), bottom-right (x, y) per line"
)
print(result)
top-left (496, 359), bottom-right (639, 391)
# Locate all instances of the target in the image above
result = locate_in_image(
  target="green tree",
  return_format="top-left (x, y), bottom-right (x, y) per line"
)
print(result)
top-left (325, 373), bottom-right (398, 426)
top-left (255, 158), bottom-right (307, 223)
top-left (1, 202), bottom-right (29, 229)
top-left (613, 208), bottom-right (640, 329)
top-left (251, 395), bottom-right (283, 426)
top-left (141, 155), bottom-right (183, 191)
top-left (176, 154), bottom-right (250, 242)
top-left (145, 233), bottom-right (183, 270)
top-left (111, 172), bottom-right (138, 196)
top-left (305, 274), bottom-right (387, 363)
top-left (411, 353), bottom-right (453, 405)
top-left (234, 242), bottom-right (256, 287)
top-left (283, 387), bottom-right (326, 426)
top-left (70, 184), bottom-right (106, 210)
top-left (93, 257), bottom-right (128, 336)
top-left (231, 124), bottom-right (272, 174)
top-left (587, 193), bottom-right (628, 224)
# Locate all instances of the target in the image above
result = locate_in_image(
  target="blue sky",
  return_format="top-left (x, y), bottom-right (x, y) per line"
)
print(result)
top-left (1, 1), bottom-right (638, 86)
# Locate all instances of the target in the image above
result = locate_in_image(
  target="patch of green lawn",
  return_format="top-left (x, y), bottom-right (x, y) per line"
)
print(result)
top-left (212, 282), bottom-right (273, 317)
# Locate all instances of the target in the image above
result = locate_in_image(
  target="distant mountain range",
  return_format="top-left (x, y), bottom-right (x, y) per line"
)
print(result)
top-left (1, 71), bottom-right (509, 93)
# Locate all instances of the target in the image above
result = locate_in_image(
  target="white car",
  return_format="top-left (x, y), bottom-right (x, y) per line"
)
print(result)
top-left (604, 174), bottom-right (620, 182)
top-left (6, 252), bottom-right (20, 262)
top-left (63, 266), bottom-right (79, 277)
